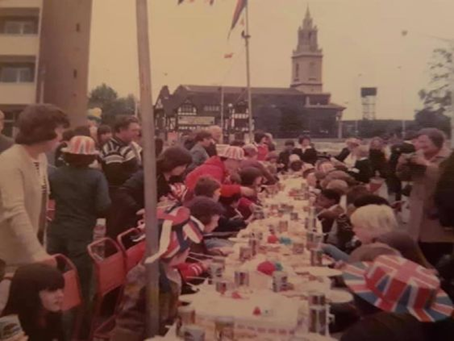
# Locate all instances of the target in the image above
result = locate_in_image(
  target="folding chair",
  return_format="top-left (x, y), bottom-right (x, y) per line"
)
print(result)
top-left (87, 237), bottom-right (126, 341)
top-left (53, 254), bottom-right (83, 341)
top-left (117, 228), bottom-right (146, 273)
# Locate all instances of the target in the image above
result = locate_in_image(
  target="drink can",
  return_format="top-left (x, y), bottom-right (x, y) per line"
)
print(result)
top-left (239, 246), bottom-right (252, 262)
top-left (290, 212), bottom-right (299, 221)
top-left (215, 279), bottom-right (229, 294)
top-left (277, 208), bottom-right (285, 217)
top-left (234, 270), bottom-right (250, 287)
top-left (176, 306), bottom-right (196, 337)
top-left (215, 316), bottom-right (235, 340)
top-left (268, 224), bottom-right (276, 235)
top-left (308, 291), bottom-right (326, 306)
top-left (184, 325), bottom-right (205, 341)
top-left (308, 306), bottom-right (327, 335)
top-left (313, 232), bottom-right (324, 248)
top-left (208, 263), bottom-right (224, 284)
top-left (278, 220), bottom-right (288, 233)
top-left (272, 271), bottom-right (288, 292)
top-left (310, 249), bottom-right (323, 267)
top-left (248, 238), bottom-right (259, 256)
top-left (212, 256), bottom-right (226, 271)
top-left (292, 241), bottom-right (305, 254)
top-left (306, 230), bottom-right (314, 249)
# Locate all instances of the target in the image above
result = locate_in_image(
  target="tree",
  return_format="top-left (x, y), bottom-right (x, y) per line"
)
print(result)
top-left (88, 84), bottom-right (137, 125)
top-left (418, 48), bottom-right (452, 111)
top-left (416, 48), bottom-right (452, 135)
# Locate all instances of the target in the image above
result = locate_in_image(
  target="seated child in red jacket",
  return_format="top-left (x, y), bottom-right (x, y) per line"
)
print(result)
top-left (237, 167), bottom-right (263, 219)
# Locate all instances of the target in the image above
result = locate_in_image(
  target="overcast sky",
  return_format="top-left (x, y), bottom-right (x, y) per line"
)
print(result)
top-left (89, 0), bottom-right (453, 120)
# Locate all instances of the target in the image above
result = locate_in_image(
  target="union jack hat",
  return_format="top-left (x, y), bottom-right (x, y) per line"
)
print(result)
top-left (62, 135), bottom-right (99, 155)
top-left (343, 255), bottom-right (453, 322)
top-left (219, 146), bottom-right (245, 161)
top-left (145, 204), bottom-right (204, 264)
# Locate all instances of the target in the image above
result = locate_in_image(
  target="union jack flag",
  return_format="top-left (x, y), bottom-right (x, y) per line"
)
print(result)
top-left (343, 255), bottom-right (453, 322)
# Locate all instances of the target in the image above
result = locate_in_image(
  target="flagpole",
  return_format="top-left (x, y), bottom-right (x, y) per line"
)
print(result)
top-left (220, 86), bottom-right (225, 138)
top-left (136, 0), bottom-right (160, 337)
top-left (244, 1), bottom-right (253, 142)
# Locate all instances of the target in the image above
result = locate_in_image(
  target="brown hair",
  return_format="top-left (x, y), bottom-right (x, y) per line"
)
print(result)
top-left (187, 197), bottom-right (224, 225)
top-left (113, 115), bottom-right (139, 133)
top-left (194, 130), bottom-right (212, 143)
top-left (15, 104), bottom-right (69, 145)
top-left (417, 128), bottom-right (445, 149)
top-left (194, 177), bottom-right (221, 199)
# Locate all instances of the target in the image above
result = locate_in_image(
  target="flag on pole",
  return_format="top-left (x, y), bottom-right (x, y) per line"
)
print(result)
top-left (230, 0), bottom-right (247, 31)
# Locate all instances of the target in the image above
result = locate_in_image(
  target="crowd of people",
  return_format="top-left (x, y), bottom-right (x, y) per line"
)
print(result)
top-left (0, 104), bottom-right (453, 340)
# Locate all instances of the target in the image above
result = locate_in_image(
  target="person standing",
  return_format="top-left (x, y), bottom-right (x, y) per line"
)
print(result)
top-left (0, 110), bottom-right (13, 154)
top-left (0, 104), bottom-right (69, 269)
top-left (397, 128), bottom-right (454, 266)
top-left (206, 125), bottom-right (223, 157)
top-left (100, 115), bottom-right (141, 195)
top-left (253, 131), bottom-right (269, 161)
top-left (47, 136), bottom-right (110, 302)
top-left (188, 130), bottom-right (212, 172)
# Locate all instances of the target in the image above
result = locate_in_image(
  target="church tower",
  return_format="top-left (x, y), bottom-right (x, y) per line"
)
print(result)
top-left (291, 7), bottom-right (323, 93)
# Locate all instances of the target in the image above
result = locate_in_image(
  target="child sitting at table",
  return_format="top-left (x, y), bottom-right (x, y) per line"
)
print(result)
top-left (111, 204), bottom-right (205, 340)
top-left (315, 189), bottom-right (344, 234)
top-left (237, 167), bottom-right (263, 220)
top-left (217, 193), bottom-right (248, 233)
top-left (193, 176), bottom-right (221, 202)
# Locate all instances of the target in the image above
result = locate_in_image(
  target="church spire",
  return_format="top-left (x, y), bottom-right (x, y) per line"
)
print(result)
top-left (303, 5), bottom-right (313, 29)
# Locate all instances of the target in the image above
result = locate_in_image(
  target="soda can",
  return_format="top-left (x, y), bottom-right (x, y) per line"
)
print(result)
top-left (215, 279), bottom-right (229, 294)
top-left (290, 212), bottom-right (299, 221)
top-left (308, 291), bottom-right (326, 306)
top-left (176, 306), bottom-right (196, 337)
top-left (292, 241), bottom-right (305, 254)
top-left (268, 224), bottom-right (276, 235)
top-left (239, 246), bottom-right (253, 262)
top-left (313, 232), bottom-right (324, 248)
top-left (270, 203), bottom-right (279, 211)
top-left (212, 256), bottom-right (226, 271)
top-left (215, 316), bottom-right (235, 340)
top-left (184, 325), bottom-right (205, 341)
top-left (277, 208), bottom-right (285, 217)
top-left (308, 306), bottom-right (327, 335)
top-left (208, 263), bottom-right (224, 284)
top-left (287, 205), bottom-right (295, 213)
top-left (234, 270), bottom-right (250, 287)
top-left (272, 271), bottom-right (288, 292)
top-left (306, 230), bottom-right (315, 249)
top-left (253, 209), bottom-right (265, 220)
top-left (310, 249), bottom-right (323, 267)
top-left (248, 238), bottom-right (260, 256)
top-left (278, 220), bottom-right (288, 233)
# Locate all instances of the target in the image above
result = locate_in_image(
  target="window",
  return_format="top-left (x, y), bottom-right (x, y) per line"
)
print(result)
top-left (178, 103), bottom-right (196, 115)
top-left (0, 64), bottom-right (35, 83)
top-left (203, 105), bottom-right (220, 112)
top-left (308, 62), bottom-right (317, 81)
top-left (1, 19), bottom-right (38, 34)
top-left (294, 63), bottom-right (299, 81)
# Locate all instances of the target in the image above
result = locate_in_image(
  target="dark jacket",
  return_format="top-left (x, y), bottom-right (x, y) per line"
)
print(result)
top-left (350, 158), bottom-right (373, 184)
top-left (48, 166), bottom-right (110, 241)
top-left (107, 170), bottom-right (175, 238)
top-left (295, 147), bottom-right (318, 165)
top-left (369, 149), bottom-right (389, 178)
top-left (278, 149), bottom-right (296, 171)
top-left (336, 147), bottom-right (351, 163)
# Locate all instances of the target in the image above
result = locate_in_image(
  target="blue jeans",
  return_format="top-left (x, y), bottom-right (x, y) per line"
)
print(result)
top-left (321, 243), bottom-right (349, 262)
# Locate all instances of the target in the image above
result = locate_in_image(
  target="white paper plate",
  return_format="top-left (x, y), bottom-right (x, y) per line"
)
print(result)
top-left (328, 289), bottom-right (353, 304)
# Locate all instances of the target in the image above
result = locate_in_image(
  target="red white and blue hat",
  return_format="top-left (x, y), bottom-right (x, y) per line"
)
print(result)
top-left (145, 204), bottom-right (204, 264)
top-left (219, 146), bottom-right (245, 161)
top-left (62, 135), bottom-right (99, 155)
top-left (343, 255), bottom-right (453, 322)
